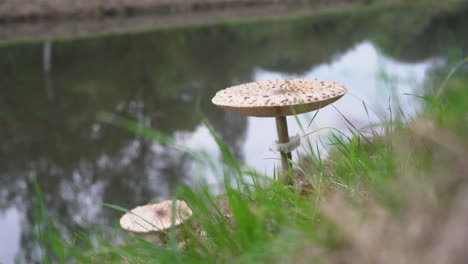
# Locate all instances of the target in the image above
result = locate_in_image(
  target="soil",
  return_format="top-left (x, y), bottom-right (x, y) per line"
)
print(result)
top-left (0, 0), bottom-right (366, 41)
top-left (0, 0), bottom-right (284, 21)
top-left (0, 0), bottom-right (369, 22)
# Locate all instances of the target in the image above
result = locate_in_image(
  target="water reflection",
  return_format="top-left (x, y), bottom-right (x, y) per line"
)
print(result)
top-left (0, 208), bottom-right (21, 264)
top-left (243, 42), bottom-right (437, 174)
top-left (0, 2), bottom-right (467, 263)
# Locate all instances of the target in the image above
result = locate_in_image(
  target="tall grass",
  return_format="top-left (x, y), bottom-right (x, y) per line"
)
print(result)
top-left (32, 58), bottom-right (468, 263)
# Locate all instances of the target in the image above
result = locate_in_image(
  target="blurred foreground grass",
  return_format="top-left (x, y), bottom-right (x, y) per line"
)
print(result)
top-left (33, 58), bottom-right (467, 263)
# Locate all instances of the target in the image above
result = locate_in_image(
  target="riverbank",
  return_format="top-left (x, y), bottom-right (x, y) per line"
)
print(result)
top-left (0, 0), bottom-right (369, 22)
top-left (3, 0), bottom-right (417, 43)
top-left (0, 2), bottom-right (355, 42)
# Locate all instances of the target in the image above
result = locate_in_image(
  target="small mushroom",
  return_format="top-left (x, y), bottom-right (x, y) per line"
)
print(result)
top-left (212, 79), bottom-right (347, 185)
top-left (119, 200), bottom-right (192, 244)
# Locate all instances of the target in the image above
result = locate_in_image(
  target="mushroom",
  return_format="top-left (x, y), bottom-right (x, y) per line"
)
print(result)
top-left (212, 79), bottom-right (347, 185)
top-left (119, 200), bottom-right (192, 243)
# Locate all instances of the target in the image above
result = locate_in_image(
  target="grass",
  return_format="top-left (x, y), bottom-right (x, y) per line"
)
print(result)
top-left (32, 57), bottom-right (468, 263)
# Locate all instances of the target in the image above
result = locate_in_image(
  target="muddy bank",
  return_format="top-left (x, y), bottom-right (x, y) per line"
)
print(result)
top-left (0, 0), bottom-right (367, 22)
top-left (0, 0), bottom-right (368, 41)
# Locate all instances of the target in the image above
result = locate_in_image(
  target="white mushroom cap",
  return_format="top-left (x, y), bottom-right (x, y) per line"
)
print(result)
top-left (119, 200), bottom-right (192, 234)
top-left (212, 79), bottom-right (347, 117)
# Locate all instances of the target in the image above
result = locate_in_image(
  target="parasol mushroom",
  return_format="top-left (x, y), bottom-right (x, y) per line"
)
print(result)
top-left (212, 79), bottom-right (347, 185)
top-left (119, 200), bottom-right (192, 243)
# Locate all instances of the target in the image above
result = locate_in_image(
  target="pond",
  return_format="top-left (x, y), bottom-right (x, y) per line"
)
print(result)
top-left (1, 2), bottom-right (467, 263)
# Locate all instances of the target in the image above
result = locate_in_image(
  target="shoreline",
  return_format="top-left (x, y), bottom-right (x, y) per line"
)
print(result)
top-left (0, 1), bottom-right (365, 43)
top-left (0, 0), bottom-right (362, 22)
top-left (0, 0), bottom-right (462, 44)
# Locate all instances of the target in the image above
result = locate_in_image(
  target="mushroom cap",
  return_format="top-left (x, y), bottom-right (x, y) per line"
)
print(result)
top-left (212, 79), bottom-right (347, 117)
top-left (119, 200), bottom-right (192, 234)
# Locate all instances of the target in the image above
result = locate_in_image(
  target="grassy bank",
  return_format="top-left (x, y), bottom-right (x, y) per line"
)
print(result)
top-left (31, 57), bottom-right (468, 263)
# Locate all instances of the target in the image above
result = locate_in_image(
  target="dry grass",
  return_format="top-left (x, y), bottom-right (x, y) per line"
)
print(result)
top-left (314, 118), bottom-right (468, 264)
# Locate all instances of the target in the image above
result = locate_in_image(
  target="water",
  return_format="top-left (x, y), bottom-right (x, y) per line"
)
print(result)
top-left (0, 3), bottom-right (467, 263)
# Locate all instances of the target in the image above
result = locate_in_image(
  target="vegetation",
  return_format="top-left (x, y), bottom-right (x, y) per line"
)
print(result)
top-left (31, 56), bottom-right (468, 263)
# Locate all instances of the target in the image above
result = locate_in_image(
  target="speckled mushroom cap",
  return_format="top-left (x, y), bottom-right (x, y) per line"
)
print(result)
top-left (212, 79), bottom-right (347, 117)
top-left (120, 200), bottom-right (192, 234)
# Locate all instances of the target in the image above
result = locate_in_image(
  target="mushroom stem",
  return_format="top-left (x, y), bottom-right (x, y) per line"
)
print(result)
top-left (275, 116), bottom-right (293, 185)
